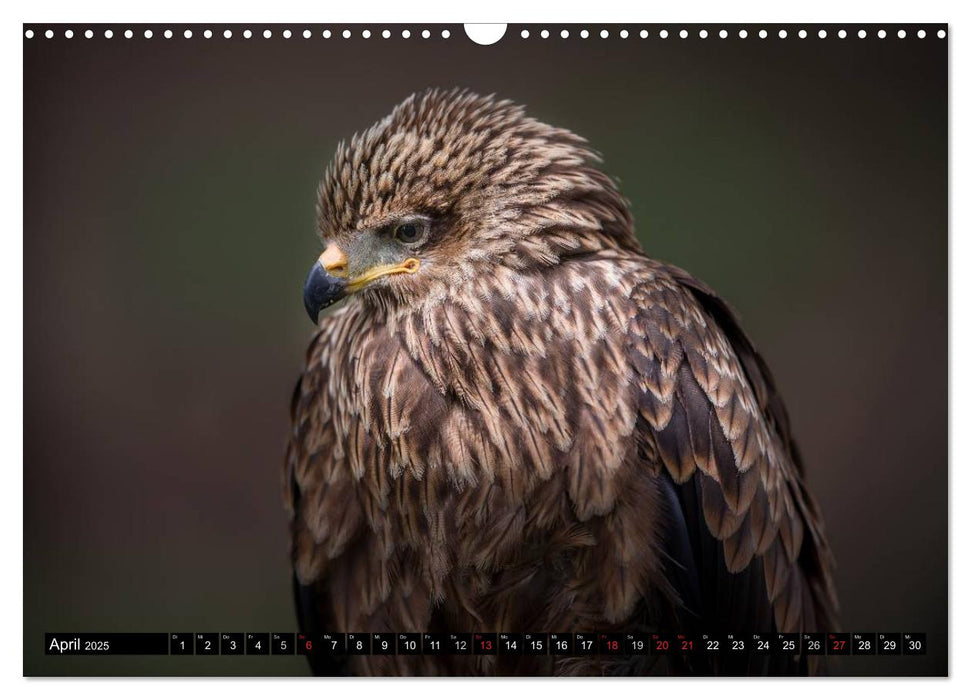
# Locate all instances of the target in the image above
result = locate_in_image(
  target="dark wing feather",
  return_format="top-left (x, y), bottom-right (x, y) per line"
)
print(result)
top-left (670, 267), bottom-right (839, 632)
top-left (627, 263), bottom-right (838, 674)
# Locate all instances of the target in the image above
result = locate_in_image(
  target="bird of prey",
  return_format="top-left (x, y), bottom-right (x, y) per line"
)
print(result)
top-left (285, 89), bottom-right (838, 676)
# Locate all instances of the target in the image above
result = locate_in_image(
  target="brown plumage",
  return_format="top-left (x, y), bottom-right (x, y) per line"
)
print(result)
top-left (285, 89), bottom-right (838, 676)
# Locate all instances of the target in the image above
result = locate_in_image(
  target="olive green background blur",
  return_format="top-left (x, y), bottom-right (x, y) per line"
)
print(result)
top-left (24, 24), bottom-right (947, 676)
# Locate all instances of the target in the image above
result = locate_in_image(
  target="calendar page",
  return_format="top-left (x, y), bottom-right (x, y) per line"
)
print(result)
top-left (23, 19), bottom-right (947, 678)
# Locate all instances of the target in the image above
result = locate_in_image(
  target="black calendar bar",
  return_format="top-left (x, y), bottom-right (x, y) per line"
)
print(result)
top-left (45, 633), bottom-right (169, 655)
top-left (45, 631), bottom-right (927, 656)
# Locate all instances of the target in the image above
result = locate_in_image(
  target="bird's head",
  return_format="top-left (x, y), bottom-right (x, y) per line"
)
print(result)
top-left (303, 88), bottom-right (638, 322)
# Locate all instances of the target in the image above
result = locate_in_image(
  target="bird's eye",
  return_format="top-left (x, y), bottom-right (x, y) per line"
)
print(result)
top-left (393, 222), bottom-right (423, 244)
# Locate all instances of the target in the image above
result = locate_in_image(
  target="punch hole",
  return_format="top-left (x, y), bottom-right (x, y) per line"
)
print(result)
top-left (45, 29), bottom-right (53, 38)
top-left (738, 29), bottom-right (748, 38)
top-left (65, 29), bottom-right (73, 38)
top-left (243, 29), bottom-right (252, 39)
top-left (600, 29), bottom-right (609, 39)
top-left (918, 29), bottom-right (926, 38)
top-left (25, 29), bottom-right (34, 38)
top-left (641, 30), bottom-right (649, 38)
top-left (464, 24), bottom-right (507, 45)
top-left (818, 29), bottom-right (827, 38)
top-left (679, 29), bottom-right (688, 38)
top-left (620, 29), bottom-right (629, 38)
top-left (660, 29), bottom-right (668, 39)
top-left (184, 30), bottom-right (192, 39)
top-left (719, 29), bottom-right (727, 39)
top-left (303, 29), bottom-right (311, 39)
top-left (105, 29), bottom-right (113, 38)
top-left (938, 29), bottom-right (946, 38)
top-left (540, 29), bottom-right (549, 39)
top-left (164, 29), bottom-right (173, 39)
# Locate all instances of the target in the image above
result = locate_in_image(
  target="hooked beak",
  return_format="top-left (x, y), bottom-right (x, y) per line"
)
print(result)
top-left (302, 243), bottom-right (420, 323)
top-left (303, 262), bottom-right (346, 323)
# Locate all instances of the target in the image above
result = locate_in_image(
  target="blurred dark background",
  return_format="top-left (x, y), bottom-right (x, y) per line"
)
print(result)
top-left (23, 24), bottom-right (947, 676)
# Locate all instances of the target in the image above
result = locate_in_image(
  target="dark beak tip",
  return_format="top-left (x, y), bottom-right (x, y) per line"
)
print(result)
top-left (302, 262), bottom-right (347, 324)
top-left (303, 298), bottom-right (320, 325)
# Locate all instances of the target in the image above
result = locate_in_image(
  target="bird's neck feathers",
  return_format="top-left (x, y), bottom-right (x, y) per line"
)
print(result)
top-left (338, 252), bottom-right (652, 522)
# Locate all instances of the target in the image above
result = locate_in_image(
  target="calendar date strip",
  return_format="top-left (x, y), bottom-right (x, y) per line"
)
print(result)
top-left (45, 632), bottom-right (926, 656)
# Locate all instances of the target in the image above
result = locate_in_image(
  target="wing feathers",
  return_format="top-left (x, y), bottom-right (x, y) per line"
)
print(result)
top-left (628, 267), bottom-right (838, 638)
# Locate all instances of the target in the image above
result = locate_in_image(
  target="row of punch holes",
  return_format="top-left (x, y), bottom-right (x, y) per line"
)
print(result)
top-left (24, 27), bottom-right (453, 40)
top-left (24, 26), bottom-right (948, 41)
